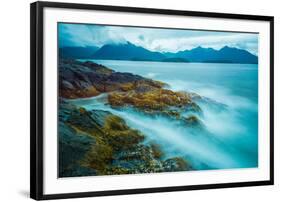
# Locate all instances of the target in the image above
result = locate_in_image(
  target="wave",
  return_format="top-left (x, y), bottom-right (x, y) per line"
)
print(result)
top-left (167, 79), bottom-right (255, 105)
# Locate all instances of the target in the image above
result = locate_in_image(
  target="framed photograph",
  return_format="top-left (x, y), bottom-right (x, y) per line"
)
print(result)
top-left (30, 1), bottom-right (274, 200)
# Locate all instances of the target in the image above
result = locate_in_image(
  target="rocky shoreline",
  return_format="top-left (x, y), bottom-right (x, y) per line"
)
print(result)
top-left (59, 100), bottom-right (192, 177)
top-left (59, 59), bottom-right (206, 177)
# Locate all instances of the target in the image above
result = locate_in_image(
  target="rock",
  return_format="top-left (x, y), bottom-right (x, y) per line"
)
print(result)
top-left (103, 115), bottom-right (145, 151)
top-left (81, 139), bottom-right (113, 173)
top-left (108, 89), bottom-right (194, 110)
top-left (59, 59), bottom-right (203, 126)
top-left (59, 101), bottom-right (192, 177)
top-left (150, 143), bottom-right (163, 159)
top-left (88, 109), bottom-right (112, 128)
top-left (61, 164), bottom-right (97, 177)
top-left (58, 60), bottom-right (199, 176)
top-left (59, 59), bottom-right (165, 99)
top-left (108, 88), bottom-right (202, 122)
top-left (184, 115), bottom-right (202, 127)
top-left (111, 145), bottom-right (164, 174)
top-left (66, 107), bottom-right (104, 135)
top-left (185, 102), bottom-right (202, 113)
top-left (163, 157), bottom-right (192, 172)
top-left (58, 121), bottom-right (96, 177)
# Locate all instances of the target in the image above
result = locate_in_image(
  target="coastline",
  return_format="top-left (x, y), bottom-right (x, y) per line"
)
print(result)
top-left (59, 59), bottom-right (202, 177)
top-left (58, 58), bottom-right (258, 177)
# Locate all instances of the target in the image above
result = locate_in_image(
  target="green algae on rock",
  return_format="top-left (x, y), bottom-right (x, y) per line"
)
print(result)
top-left (108, 89), bottom-right (193, 109)
top-left (59, 100), bottom-right (193, 177)
top-left (58, 59), bottom-right (205, 177)
top-left (184, 115), bottom-right (202, 127)
top-left (108, 88), bottom-right (202, 122)
top-left (59, 59), bottom-right (203, 123)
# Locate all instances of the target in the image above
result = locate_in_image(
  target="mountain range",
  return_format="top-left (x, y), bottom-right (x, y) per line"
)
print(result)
top-left (60, 42), bottom-right (258, 64)
top-left (59, 46), bottom-right (99, 59)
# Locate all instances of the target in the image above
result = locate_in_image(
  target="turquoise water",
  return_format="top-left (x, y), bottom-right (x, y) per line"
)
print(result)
top-left (74, 59), bottom-right (258, 170)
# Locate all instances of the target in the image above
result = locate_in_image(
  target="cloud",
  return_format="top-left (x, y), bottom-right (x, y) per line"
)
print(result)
top-left (59, 24), bottom-right (127, 47)
top-left (58, 23), bottom-right (258, 55)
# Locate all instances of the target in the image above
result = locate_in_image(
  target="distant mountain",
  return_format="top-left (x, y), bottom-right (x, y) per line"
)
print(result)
top-left (161, 57), bottom-right (190, 63)
top-left (92, 42), bottom-right (166, 61)
top-left (59, 43), bottom-right (258, 64)
top-left (215, 46), bottom-right (258, 64)
top-left (59, 46), bottom-right (99, 59)
top-left (171, 46), bottom-right (217, 62)
top-left (165, 46), bottom-right (258, 64)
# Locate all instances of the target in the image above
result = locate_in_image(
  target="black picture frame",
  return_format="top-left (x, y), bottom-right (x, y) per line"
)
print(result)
top-left (30, 1), bottom-right (274, 200)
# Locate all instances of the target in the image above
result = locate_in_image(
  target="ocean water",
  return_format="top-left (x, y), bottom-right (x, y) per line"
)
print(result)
top-left (73, 59), bottom-right (258, 171)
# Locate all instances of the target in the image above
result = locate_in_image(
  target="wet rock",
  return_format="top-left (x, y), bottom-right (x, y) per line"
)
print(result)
top-left (58, 121), bottom-right (96, 177)
top-left (163, 157), bottom-right (192, 172)
top-left (61, 164), bottom-right (97, 177)
top-left (59, 59), bottom-right (164, 98)
top-left (184, 115), bottom-right (202, 127)
top-left (59, 101), bottom-right (192, 177)
top-left (150, 143), bottom-right (164, 159)
top-left (58, 60), bottom-right (199, 176)
top-left (108, 89), bottom-right (194, 110)
top-left (111, 145), bottom-right (164, 174)
top-left (108, 88), bottom-right (202, 123)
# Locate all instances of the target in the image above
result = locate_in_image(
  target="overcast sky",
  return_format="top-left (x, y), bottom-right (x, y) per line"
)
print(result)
top-left (59, 23), bottom-right (258, 55)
